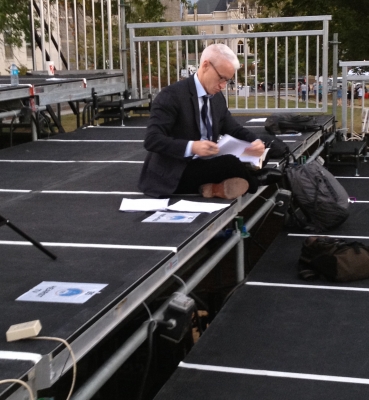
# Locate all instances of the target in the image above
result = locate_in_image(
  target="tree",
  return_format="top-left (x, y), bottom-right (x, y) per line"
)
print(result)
top-left (0, 0), bottom-right (167, 50)
top-left (0, 0), bottom-right (32, 47)
top-left (257, 0), bottom-right (369, 62)
top-left (181, 25), bottom-right (197, 57)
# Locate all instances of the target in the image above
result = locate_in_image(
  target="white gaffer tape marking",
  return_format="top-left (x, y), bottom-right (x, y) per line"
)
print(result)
top-left (0, 160), bottom-right (144, 164)
top-left (336, 176), bottom-right (369, 179)
top-left (179, 362), bottom-right (369, 385)
top-left (0, 240), bottom-right (177, 252)
top-left (288, 233), bottom-right (369, 240)
top-left (40, 190), bottom-right (144, 195)
top-left (0, 351), bottom-right (42, 364)
top-left (246, 281), bottom-right (369, 293)
top-left (38, 139), bottom-right (143, 143)
top-left (0, 189), bottom-right (144, 195)
top-left (0, 189), bottom-right (31, 193)
top-left (85, 126), bottom-right (147, 129)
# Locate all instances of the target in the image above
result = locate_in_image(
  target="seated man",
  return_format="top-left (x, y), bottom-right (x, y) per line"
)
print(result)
top-left (139, 43), bottom-right (282, 199)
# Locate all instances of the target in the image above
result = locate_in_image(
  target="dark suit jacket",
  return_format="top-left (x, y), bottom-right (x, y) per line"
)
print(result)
top-left (138, 75), bottom-right (258, 197)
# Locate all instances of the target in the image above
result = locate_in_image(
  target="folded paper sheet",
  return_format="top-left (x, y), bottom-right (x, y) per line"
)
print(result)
top-left (120, 198), bottom-right (169, 212)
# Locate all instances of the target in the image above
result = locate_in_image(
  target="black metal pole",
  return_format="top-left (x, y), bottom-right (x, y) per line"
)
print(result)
top-left (0, 215), bottom-right (57, 260)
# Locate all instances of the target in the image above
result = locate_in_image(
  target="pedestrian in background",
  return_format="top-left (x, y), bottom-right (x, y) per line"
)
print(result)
top-left (357, 85), bottom-right (363, 105)
top-left (347, 83), bottom-right (352, 106)
top-left (301, 82), bottom-right (307, 101)
top-left (337, 85), bottom-right (342, 106)
top-left (312, 82), bottom-right (317, 98)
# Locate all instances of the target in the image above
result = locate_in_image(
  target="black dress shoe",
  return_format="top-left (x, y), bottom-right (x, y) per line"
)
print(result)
top-left (200, 178), bottom-right (249, 199)
top-left (254, 168), bottom-right (283, 186)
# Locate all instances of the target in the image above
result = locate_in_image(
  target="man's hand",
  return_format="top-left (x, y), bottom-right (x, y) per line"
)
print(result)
top-left (192, 140), bottom-right (219, 157)
top-left (243, 139), bottom-right (265, 157)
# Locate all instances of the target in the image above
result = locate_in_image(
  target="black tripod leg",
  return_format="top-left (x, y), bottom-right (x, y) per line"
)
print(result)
top-left (0, 215), bottom-right (57, 260)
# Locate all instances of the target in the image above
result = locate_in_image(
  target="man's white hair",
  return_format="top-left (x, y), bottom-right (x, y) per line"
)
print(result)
top-left (200, 44), bottom-right (240, 70)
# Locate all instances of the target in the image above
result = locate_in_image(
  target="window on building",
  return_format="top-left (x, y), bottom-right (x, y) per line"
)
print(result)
top-left (26, 43), bottom-right (33, 58)
top-left (4, 32), bottom-right (13, 59)
top-left (220, 25), bottom-right (224, 31)
top-left (238, 24), bottom-right (242, 30)
top-left (237, 40), bottom-right (244, 54)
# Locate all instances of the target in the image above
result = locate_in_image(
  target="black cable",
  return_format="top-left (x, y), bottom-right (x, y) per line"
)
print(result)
top-left (244, 236), bottom-right (253, 272)
top-left (248, 200), bottom-right (276, 245)
top-left (171, 275), bottom-right (209, 336)
top-left (192, 304), bottom-right (203, 336)
top-left (250, 238), bottom-right (267, 252)
top-left (187, 292), bottom-right (209, 313)
top-left (137, 319), bottom-right (175, 400)
top-left (136, 319), bottom-right (156, 400)
top-left (221, 274), bottom-right (249, 307)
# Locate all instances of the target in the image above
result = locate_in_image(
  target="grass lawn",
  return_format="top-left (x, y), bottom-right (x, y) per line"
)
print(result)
top-left (227, 92), bottom-right (368, 134)
top-left (60, 113), bottom-right (80, 133)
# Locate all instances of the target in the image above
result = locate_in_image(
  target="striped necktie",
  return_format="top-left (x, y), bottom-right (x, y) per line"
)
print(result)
top-left (201, 96), bottom-right (213, 141)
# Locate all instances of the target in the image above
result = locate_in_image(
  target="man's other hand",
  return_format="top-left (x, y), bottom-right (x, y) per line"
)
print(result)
top-left (192, 140), bottom-right (219, 157)
top-left (244, 139), bottom-right (265, 157)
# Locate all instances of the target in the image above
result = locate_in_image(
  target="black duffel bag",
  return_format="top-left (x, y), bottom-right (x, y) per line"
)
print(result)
top-left (299, 236), bottom-right (369, 282)
top-left (265, 113), bottom-right (320, 135)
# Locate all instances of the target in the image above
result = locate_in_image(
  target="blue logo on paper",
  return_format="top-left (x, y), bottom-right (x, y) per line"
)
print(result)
top-left (57, 288), bottom-right (83, 297)
top-left (170, 216), bottom-right (185, 220)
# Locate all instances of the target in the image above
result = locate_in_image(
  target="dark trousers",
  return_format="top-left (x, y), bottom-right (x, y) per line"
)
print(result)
top-left (174, 154), bottom-right (259, 195)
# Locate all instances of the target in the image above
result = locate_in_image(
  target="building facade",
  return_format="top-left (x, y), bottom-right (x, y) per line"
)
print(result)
top-left (183, 0), bottom-right (261, 56)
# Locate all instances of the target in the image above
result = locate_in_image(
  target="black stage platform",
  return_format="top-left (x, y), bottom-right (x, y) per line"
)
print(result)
top-left (0, 72), bottom-right (151, 144)
top-left (154, 140), bottom-right (369, 400)
top-left (0, 115), bottom-right (333, 399)
top-left (0, 71), bottom-right (125, 105)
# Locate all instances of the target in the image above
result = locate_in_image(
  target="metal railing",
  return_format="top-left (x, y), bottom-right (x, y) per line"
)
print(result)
top-left (29, 4), bottom-right (331, 114)
top-left (127, 16), bottom-right (331, 113)
top-left (30, 0), bottom-right (125, 72)
top-left (340, 60), bottom-right (369, 138)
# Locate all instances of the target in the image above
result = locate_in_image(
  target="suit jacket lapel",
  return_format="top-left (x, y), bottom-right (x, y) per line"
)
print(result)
top-left (188, 75), bottom-right (202, 137)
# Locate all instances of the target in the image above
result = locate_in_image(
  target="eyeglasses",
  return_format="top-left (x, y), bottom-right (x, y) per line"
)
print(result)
top-left (209, 61), bottom-right (234, 85)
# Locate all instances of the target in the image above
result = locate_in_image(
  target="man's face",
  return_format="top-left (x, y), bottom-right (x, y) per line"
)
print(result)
top-left (201, 59), bottom-right (235, 95)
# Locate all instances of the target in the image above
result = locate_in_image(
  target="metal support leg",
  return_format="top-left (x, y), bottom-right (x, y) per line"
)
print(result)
top-left (355, 148), bottom-right (360, 177)
top-left (120, 99), bottom-right (125, 126)
top-left (236, 238), bottom-right (244, 283)
top-left (46, 104), bottom-right (65, 133)
top-left (31, 113), bottom-right (38, 141)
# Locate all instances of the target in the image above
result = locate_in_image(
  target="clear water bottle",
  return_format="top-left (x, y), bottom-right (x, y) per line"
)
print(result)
top-left (10, 63), bottom-right (19, 86)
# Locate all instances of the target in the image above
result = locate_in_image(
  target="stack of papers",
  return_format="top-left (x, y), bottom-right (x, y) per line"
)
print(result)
top-left (167, 200), bottom-right (230, 213)
top-left (208, 134), bottom-right (269, 169)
